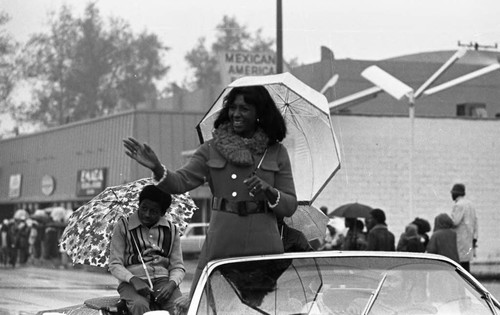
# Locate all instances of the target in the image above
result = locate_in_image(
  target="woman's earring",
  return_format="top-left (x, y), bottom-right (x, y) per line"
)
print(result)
top-left (257, 118), bottom-right (260, 124)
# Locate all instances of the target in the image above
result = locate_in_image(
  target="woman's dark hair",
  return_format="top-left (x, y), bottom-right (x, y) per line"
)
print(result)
top-left (214, 85), bottom-right (287, 144)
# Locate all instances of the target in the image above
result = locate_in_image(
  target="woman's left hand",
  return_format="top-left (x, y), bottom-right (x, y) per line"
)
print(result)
top-left (243, 175), bottom-right (272, 197)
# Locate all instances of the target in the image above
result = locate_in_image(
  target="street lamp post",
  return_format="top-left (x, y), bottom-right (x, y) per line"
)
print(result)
top-left (361, 49), bottom-right (467, 219)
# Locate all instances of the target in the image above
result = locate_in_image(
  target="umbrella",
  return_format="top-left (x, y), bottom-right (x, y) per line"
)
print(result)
top-left (48, 206), bottom-right (69, 223)
top-left (329, 203), bottom-right (373, 218)
top-left (59, 178), bottom-right (198, 267)
top-left (13, 209), bottom-right (28, 220)
top-left (196, 72), bottom-right (341, 205)
top-left (31, 209), bottom-right (50, 223)
top-left (284, 204), bottom-right (329, 242)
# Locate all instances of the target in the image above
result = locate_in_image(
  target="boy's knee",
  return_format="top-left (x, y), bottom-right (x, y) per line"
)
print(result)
top-left (127, 298), bottom-right (150, 314)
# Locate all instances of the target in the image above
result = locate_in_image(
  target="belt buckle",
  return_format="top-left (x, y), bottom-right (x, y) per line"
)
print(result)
top-left (238, 202), bottom-right (248, 216)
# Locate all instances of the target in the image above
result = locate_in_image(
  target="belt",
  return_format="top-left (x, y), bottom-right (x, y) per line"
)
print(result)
top-left (212, 197), bottom-right (268, 216)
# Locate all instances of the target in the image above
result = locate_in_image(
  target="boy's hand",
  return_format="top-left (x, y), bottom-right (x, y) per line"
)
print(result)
top-left (154, 280), bottom-right (177, 303)
top-left (130, 276), bottom-right (152, 297)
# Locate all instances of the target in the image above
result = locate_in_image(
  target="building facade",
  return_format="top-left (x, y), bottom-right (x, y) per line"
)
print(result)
top-left (0, 110), bottom-right (206, 218)
top-left (1, 48), bottom-right (499, 263)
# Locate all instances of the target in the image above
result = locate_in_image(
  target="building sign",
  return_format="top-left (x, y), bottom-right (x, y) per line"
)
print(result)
top-left (218, 51), bottom-right (276, 86)
top-left (76, 168), bottom-right (107, 197)
top-left (8, 174), bottom-right (22, 198)
top-left (41, 175), bottom-right (56, 196)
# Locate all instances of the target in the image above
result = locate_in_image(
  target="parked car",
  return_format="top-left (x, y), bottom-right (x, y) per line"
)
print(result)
top-left (181, 222), bottom-right (209, 257)
top-left (38, 251), bottom-right (500, 315)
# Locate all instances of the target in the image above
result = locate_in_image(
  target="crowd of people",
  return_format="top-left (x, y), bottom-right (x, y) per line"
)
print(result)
top-left (0, 207), bottom-right (72, 269)
top-left (318, 182), bottom-right (478, 272)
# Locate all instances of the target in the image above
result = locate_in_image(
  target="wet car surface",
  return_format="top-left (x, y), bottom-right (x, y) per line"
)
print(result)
top-left (37, 251), bottom-right (500, 315)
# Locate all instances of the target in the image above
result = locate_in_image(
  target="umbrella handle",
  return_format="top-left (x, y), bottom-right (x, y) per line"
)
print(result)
top-left (132, 237), bottom-right (154, 289)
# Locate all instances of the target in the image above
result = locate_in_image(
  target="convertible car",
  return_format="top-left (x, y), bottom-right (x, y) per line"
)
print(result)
top-left (38, 251), bottom-right (500, 315)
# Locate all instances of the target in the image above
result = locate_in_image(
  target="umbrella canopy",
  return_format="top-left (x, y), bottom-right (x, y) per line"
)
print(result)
top-left (60, 178), bottom-right (198, 267)
top-left (31, 209), bottom-right (50, 223)
top-left (329, 203), bottom-right (373, 219)
top-left (48, 206), bottom-right (70, 223)
top-left (13, 209), bottom-right (28, 220)
top-left (196, 72), bottom-right (341, 204)
top-left (284, 204), bottom-right (329, 242)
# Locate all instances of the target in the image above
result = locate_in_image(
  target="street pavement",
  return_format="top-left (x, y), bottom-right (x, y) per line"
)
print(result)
top-left (0, 260), bottom-right (197, 315)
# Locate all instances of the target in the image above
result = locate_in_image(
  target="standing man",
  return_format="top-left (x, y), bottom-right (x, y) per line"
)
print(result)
top-left (109, 185), bottom-right (185, 315)
top-left (366, 208), bottom-right (395, 251)
top-left (450, 183), bottom-right (478, 272)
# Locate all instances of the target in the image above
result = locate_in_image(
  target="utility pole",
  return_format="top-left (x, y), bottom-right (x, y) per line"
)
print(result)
top-left (276, 0), bottom-right (283, 73)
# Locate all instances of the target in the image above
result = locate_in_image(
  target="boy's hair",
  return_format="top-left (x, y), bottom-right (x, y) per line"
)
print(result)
top-left (139, 185), bottom-right (172, 213)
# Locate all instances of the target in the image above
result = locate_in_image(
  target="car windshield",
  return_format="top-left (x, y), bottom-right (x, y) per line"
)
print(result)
top-left (195, 256), bottom-right (499, 315)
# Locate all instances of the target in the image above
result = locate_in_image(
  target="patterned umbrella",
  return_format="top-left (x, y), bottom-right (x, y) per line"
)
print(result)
top-left (60, 178), bottom-right (198, 267)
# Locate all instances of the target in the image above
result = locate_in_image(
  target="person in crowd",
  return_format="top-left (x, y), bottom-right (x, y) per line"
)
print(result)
top-left (396, 223), bottom-right (425, 252)
top-left (123, 85), bottom-right (297, 303)
top-left (426, 213), bottom-right (460, 263)
top-left (9, 214), bottom-right (30, 267)
top-left (319, 225), bottom-right (343, 251)
top-left (27, 218), bottom-right (38, 264)
top-left (1, 219), bottom-right (12, 266)
top-left (109, 185), bottom-right (184, 315)
top-left (29, 211), bottom-right (47, 266)
top-left (342, 218), bottom-right (367, 250)
top-left (449, 183), bottom-right (478, 272)
top-left (411, 217), bottom-right (431, 248)
top-left (43, 215), bottom-right (65, 263)
top-left (366, 209), bottom-right (395, 251)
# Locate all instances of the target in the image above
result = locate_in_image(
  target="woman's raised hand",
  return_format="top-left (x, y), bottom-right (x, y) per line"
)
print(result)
top-left (123, 137), bottom-right (162, 171)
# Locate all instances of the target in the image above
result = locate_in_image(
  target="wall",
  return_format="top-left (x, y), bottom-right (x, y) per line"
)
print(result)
top-left (314, 115), bottom-right (500, 262)
top-left (0, 110), bottom-right (204, 210)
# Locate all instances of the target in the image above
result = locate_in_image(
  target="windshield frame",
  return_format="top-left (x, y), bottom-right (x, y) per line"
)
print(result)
top-left (188, 251), bottom-right (500, 315)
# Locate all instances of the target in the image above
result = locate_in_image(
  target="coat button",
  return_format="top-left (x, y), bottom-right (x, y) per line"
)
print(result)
top-left (232, 192), bottom-right (237, 197)
top-left (231, 174), bottom-right (237, 179)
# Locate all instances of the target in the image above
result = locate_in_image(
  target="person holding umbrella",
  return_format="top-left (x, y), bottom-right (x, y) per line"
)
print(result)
top-left (108, 185), bottom-right (185, 315)
top-left (365, 209), bottom-right (395, 251)
top-left (123, 85), bottom-right (298, 300)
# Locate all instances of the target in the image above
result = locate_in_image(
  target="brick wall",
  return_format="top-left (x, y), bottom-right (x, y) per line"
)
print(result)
top-left (314, 115), bottom-right (500, 262)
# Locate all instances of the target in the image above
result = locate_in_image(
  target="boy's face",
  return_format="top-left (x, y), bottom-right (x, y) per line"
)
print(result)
top-left (138, 199), bottom-right (163, 228)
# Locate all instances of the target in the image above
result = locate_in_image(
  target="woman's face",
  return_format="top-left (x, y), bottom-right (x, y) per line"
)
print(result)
top-left (228, 94), bottom-right (257, 138)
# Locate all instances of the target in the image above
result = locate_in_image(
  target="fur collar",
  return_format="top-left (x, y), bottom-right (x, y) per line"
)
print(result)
top-left (213, 122), bottom-right (269, 166)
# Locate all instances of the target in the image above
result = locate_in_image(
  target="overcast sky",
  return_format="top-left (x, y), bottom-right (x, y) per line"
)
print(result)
top-left (1, 0), bottom-right (499, 133)
top-left (4, 0), bottom-right (499, 81)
